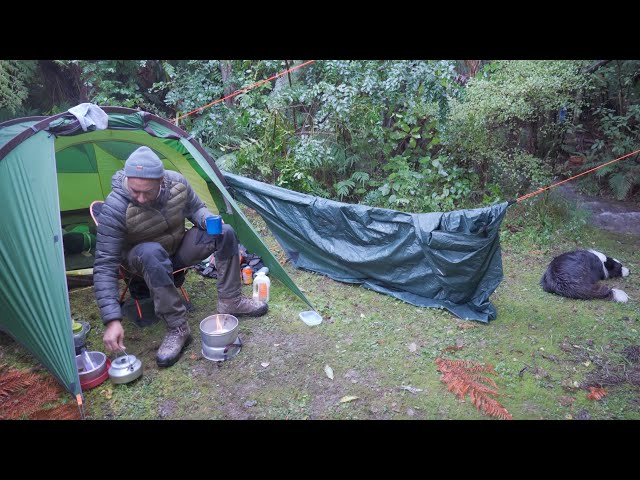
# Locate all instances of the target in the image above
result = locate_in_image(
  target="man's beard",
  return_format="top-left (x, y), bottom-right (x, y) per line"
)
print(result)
top-left (131, 185), bottom-right (163, 207)
top-left (131, 198), bottom-right (158, 208)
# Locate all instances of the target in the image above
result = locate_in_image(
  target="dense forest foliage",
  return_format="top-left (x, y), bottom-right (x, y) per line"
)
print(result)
top-left (2, 59), bottom-right (639, 210)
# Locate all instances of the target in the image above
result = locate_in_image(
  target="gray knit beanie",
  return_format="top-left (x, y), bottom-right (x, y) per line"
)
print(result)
top-left (124, 146), bottom-right (165, 179)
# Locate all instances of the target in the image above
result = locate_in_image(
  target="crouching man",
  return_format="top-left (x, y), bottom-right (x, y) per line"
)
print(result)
top-left (93, 146), bottom-right (267, 367)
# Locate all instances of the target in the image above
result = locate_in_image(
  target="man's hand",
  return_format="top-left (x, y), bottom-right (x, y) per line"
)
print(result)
top-left (103, 320), bottom-right (125, 352)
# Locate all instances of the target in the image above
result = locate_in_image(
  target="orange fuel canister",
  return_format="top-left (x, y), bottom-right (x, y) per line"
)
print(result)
top-left (242, 266), bottom-right (253, 284)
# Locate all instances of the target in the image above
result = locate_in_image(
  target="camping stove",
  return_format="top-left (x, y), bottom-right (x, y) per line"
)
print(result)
top-left (202, 336), bottom-right (243, 362)
top-left (199, 314), bottom-right (242, 362)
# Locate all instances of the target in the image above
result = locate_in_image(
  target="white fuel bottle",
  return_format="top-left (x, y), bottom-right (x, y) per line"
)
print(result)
top-left (252, 271), bottom-right (271, 302)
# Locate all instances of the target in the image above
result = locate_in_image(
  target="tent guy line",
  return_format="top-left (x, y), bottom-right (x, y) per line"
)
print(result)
top-left (171, 60), bottom-right (316, 124)
top-left (513, 149), bottom-right (640, 204)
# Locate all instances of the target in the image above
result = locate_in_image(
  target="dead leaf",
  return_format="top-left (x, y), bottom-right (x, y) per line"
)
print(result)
top-left (339, 395), bottom-right (359, 404)
top-left (448, 344), bottom-right (463, 351)
top-left (102, 388), bottom-right (112, 400)
top-left (459, 324), bottom-right (478, 330)
top-left (558, 396), bottom-right (576, 407)
top-left (408, 343), bottom-right (417, 353)
top-left (324, 365), bottom-right (334, 380)
top-left (260, 362), bottom-right (270, 368)
top-left (443, 344), bottom-right (464, 352)
top-left (189, 353), bottom-right (197, 361)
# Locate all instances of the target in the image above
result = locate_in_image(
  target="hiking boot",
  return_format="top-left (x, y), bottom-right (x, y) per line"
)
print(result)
top-left (156, 323), bottom-right (192, 368)
top-left (218, 295), bottom-right (268, 317)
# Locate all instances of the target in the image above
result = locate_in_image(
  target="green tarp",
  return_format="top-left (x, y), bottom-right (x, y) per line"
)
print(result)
top-left (224, 172), bottom-right (509, 322)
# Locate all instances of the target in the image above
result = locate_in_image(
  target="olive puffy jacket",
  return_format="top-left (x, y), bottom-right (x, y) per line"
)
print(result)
top-left (93, 170), bottom-right (211, 323)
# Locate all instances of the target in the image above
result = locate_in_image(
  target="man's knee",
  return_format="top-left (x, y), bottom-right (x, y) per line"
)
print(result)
top-left (129, 243), bottom-right (174, 286)
top-left (132, 242), bottom-right (170, 264)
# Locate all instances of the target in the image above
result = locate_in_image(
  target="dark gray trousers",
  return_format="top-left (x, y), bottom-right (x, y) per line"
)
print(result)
top-left (125, 225), bottom-right (241, 328)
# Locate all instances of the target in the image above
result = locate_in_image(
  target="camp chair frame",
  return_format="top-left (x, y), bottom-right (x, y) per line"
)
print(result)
top-left (89, 200), bottom-right (192, 320)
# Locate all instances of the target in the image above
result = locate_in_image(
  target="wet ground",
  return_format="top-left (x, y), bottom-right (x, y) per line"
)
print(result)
top-left (555, 184), bottom-right (640, 236)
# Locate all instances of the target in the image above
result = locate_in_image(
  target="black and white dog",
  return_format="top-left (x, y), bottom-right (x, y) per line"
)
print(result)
top-left (541, 250), bottom-right (630, 302)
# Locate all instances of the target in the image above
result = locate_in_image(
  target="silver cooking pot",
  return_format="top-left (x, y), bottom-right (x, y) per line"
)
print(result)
top-left (108, 351), bottom-right (143, 385)
top-left (76, 350), bottom-right (107, 382)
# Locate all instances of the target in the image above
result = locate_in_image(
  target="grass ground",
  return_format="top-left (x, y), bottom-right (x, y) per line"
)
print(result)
top-left (1, 196), bottom-right (638, 420)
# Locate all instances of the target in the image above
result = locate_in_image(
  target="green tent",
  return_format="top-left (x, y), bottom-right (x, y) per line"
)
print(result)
top-left (0, 105), bottom-right (312, 400)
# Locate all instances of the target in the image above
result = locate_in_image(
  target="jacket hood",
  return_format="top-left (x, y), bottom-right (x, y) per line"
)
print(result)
top-left (111, 170), bottom-right (129, 199)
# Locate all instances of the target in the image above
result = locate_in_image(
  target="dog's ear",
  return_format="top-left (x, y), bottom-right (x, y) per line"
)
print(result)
top-left (604, 257), bottom-right (617, 269)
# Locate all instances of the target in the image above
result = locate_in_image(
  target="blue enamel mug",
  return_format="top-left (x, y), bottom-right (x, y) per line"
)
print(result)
top-left (206, 215), bottom-right (222, 235)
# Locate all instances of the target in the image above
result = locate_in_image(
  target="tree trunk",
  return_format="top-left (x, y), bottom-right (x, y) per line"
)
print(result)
top-left (582, 60), bottom-right (611, 74)
top-left (220, 61), bottom-right (236, 107)
top-left (529, 119), bottom-right (538, 155)
top-left (616, 60), bottom-right (626, 116)
top-left (284, 60), bottom-right (298, 132)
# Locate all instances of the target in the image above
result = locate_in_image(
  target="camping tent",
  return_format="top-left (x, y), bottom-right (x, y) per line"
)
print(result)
top-left (0, 105), bottom-right (312, 399)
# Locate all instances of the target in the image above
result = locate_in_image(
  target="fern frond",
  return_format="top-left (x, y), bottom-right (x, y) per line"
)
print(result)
top-left (0, 366), bottom-right (37, 400)
top-left (466, 372), bottom-right (499, 389)
top-left (463, 363), bottom-right (496, 373)
top-left (608, 172), bottom-right (633, 200)
top-left (0, 378), bottom-right (60, 419)
top-left (436, 358), bottom-right (472, 369)
top-left (437, 357), bottom-right (494, 373)
top-left (594, 164), bottom-right (613, 178)
top-left (30, 402), bottom-right (81, 421)
top-left (0, 373), bottom-right (64, 420)
top-left (334, 179), bottom-right (355, 199)
top-left (350, 171), bottom-right (370, 185)
top-left (436, 357), bottom-right (513, 420)
top-left (587, 387), bottom-right (608, 400)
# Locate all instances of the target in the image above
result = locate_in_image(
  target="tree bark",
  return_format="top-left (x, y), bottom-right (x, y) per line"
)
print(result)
top-left (284, 60), bottom-right (298, 132)
top-left (582, 60), bottom-right (611, 74)
top-left (220, 61), bottom-right (236, 107)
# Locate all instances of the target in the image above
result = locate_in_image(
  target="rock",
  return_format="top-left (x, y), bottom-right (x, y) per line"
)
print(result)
top-left (574, 409), bottom-right (591, 420)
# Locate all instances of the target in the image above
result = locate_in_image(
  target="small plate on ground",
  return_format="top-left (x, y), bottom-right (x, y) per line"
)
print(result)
top-left (299, 310), bottom-right (323, 326)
